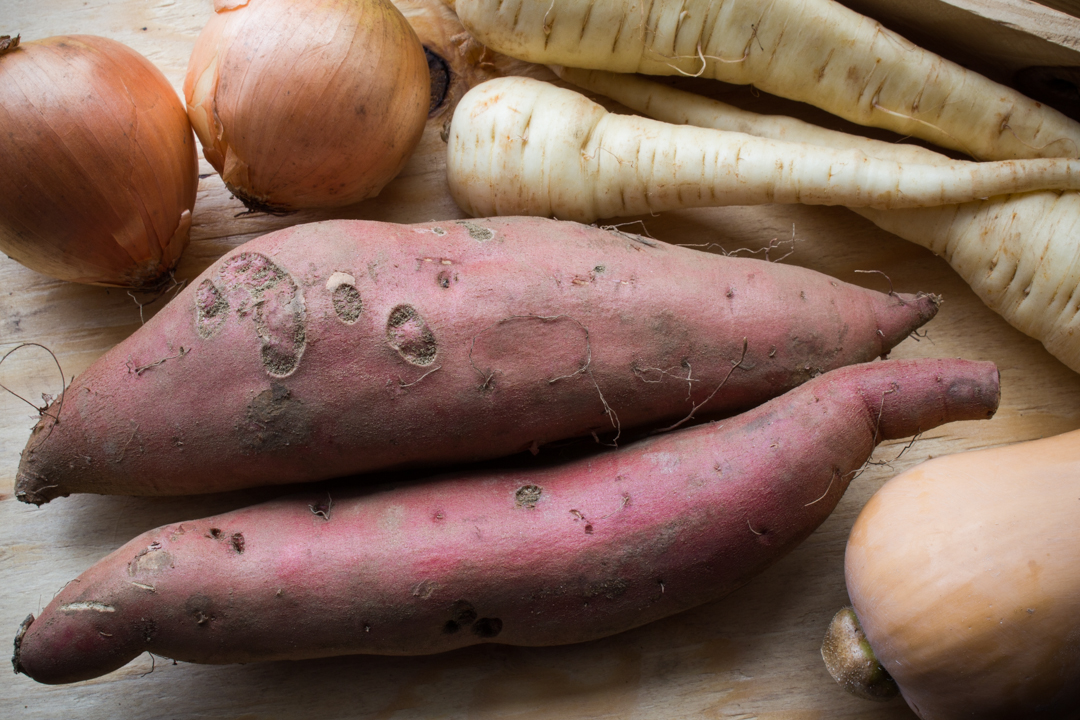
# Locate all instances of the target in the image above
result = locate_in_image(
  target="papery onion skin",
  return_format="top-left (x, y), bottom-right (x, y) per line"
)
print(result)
top-left (184, 0), bottom-right (430, 212)
top-left (0, 35), bottom-right (198, 288)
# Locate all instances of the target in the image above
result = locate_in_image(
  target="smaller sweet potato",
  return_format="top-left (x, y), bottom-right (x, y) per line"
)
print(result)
top-left (13, 358), bottom-right (999, 685)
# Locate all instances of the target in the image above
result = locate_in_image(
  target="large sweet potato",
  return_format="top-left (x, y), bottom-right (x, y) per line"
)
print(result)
top-left (12, 358), bottom-right (999, 684)
top-left (16, 216), bottom-right (939, 503)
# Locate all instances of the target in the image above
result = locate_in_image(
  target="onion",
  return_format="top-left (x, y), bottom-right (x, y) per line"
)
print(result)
top-left (184, 0), bottom-right (431, 213)
top-left (0, 35), bottom-right (199, 288)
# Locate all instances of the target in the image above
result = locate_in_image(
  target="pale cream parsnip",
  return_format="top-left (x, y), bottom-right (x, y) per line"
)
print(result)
top-left (449, 0), bottom-right (1080, 160)
top-left (446, 76), bottom-right (1080, 222)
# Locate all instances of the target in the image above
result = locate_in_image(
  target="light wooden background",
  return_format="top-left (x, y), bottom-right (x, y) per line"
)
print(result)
top-left (3, 1), bottom-right (1080, 718)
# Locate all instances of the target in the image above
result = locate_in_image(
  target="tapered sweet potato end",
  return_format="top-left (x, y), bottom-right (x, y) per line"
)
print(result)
top-left (869, 358), bottom-right (1000, 441)
top-left (874, 292), bottom-right (940, 358)
top-left (11, 613), bottom-right (32, 676)
top-left (12, 476), bottom-right (61, 506)
top-left (12, 598), bottom-right (142, 685)
top-left (14, 408), bottom-right (67, 506)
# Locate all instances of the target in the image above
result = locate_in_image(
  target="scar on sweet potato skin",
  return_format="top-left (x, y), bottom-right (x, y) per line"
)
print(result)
top-left (387, 304), bottom-right (438, 366)
top-left (239, 384), bottom-right (312, 454)
top-left (195, 252), bottom-right (306, 377)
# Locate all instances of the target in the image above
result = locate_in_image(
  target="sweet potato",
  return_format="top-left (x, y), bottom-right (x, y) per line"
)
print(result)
top-left (15, 216), bottom-right (939, 503)
top-left (11, 358), bottom-right (1000, 685)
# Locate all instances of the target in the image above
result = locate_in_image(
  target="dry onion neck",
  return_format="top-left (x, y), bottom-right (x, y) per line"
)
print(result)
top-left (425, 47), bottom-right (451, 116)
top-left (0, 35), bottom-right (21, 55)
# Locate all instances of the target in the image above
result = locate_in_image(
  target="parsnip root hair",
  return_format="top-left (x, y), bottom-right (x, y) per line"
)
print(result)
top-left (450, 0), bottom-right (1080, 161)
top-left (554, 67), bottom-right (1080, 374)
top-left (446, 76), bottom-right (1080, 223)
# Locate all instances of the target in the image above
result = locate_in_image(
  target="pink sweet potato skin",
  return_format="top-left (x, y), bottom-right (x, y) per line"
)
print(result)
top-left (13, 358), bottom-right (999, 685)
top-left (15, 216), bottom-right (939, 503)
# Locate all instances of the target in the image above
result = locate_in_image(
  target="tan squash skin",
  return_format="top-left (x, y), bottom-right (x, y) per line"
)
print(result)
top-left (844, 431), bottom-right (1080, 720)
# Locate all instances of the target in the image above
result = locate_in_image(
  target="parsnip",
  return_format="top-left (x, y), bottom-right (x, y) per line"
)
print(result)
top-left (449, 0), bottom-right (1080, 161)
top-left (553, 67), bottom-right (946, 165)
top-left (554, 68), bottom-right (1080, 374)
top-left (446, 76), bottom-right (1080, 223)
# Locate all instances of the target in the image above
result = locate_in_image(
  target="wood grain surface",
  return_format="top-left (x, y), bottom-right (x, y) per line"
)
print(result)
top-left (3, 1), bottom-right (1080, 718)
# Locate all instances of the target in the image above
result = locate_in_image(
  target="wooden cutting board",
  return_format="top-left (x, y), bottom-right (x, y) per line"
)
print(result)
top-left (3, 1), bottom-right (1080, 718)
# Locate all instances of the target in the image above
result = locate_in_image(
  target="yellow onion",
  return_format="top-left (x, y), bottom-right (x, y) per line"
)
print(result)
top-left (184, 0), bottom-right (430, 212)
top-left (0, 35), bottom-right (198, 288)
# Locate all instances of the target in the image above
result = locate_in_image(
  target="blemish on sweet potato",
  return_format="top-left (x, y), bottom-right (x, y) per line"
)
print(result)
top-left (457, 220), bottom-right (495, 242)
top-left (58, 602), bottom-right (115, 613)
top-left (185, 594), bottom-right (215, 627)
top-left (472, 617), bottom-right (502, 638)
top-left (141, 619), bottom-right (158, 644)
top-left (443, 600), bottom-right (478, 633)
top-left (229, 532), bottom-right (245, 554)
top-left (332, 284), bottom-right (362, 324)
top-left (127, 543), bottom-right (171, 576)
top-left (387, 305), bottom-right (437, 366)
top-left (194, 279), bottom-right (227, 338)
top-left (212, 252), bottom-right (307, 377)
top-left (515, 485), bottom-right (542, 508)
top-left (240, 383), bottom-right (312, 454)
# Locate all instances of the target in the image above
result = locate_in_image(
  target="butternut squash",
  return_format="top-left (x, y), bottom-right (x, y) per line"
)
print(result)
top-left (823, 431), bottom-right (1080, 719)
